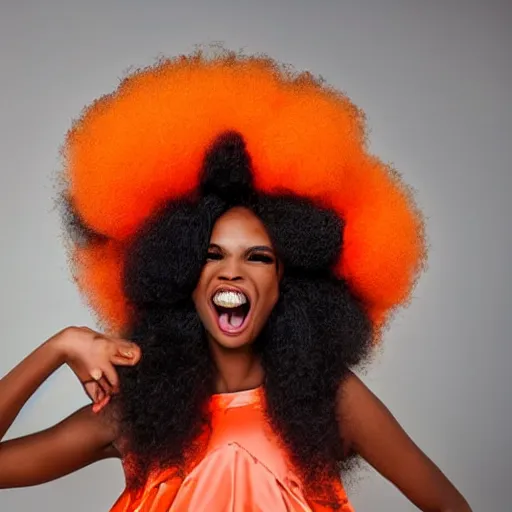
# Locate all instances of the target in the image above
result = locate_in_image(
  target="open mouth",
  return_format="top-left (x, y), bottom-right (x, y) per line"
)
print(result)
top-left (211, 289), bottom-right (252, 335)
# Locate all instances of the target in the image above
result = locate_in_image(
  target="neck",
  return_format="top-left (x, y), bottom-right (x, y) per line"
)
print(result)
top-left (208, 338), bottom-right (264, 393)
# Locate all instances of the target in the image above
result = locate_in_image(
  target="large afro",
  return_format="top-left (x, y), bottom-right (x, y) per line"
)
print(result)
top-left (60, 49), bottom-right (427, 507)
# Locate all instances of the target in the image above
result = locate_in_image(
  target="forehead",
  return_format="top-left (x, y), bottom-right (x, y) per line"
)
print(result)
top-left (210, 207), bottom-right (272, 245)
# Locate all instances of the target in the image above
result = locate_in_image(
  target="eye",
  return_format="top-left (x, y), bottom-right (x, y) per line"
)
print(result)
top-left (248, 253), bottom-right (275, 264)
top-left (206, 251), bottom-right (223, 261)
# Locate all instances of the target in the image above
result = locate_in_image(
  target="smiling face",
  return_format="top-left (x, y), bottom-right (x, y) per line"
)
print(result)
top-left (192, 206), bottom-right (281, 350)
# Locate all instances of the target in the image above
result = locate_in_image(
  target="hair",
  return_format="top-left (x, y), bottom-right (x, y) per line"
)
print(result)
top-left (103, 132), bottom-right (373, 507)
top-left (60, 50), bottom-right (426, 508)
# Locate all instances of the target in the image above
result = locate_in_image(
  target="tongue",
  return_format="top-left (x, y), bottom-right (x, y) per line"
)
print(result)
top-left (218, 309), bottom-right (245, 332)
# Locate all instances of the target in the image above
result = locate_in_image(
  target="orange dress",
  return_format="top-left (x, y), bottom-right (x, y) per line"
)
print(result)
top-left (110, 387), bottom-right (354, 511)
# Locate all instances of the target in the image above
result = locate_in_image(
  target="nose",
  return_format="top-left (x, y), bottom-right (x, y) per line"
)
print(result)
top-left (216, 258), bottom-right (244, 282)
top-left (218, 274), bottom-right (242, 282)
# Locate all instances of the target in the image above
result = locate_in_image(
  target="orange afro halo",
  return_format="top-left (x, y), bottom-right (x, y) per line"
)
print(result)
top-left (61, 48), bottom-right (427, 340)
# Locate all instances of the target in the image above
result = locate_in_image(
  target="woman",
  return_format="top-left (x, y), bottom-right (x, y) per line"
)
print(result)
top-left (0, 50), bottom-right (472, 511)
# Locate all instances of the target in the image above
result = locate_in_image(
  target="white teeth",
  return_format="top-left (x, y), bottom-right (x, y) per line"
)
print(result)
top-left (212, 290), bottom-right (248, 308)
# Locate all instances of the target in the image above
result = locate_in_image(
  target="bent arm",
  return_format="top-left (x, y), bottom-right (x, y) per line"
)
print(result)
top-left (0, 331), bottom-right (120, 488)
top-left (0, 332), bottom-right (70, 441)
top-left (338, 372), bottom-right (472, 512)
top-left (0, 405), bottom-right (119, 488)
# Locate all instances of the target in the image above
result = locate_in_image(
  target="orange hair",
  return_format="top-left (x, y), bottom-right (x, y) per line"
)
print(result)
top-left (62, 50), bottom-right (426, 338)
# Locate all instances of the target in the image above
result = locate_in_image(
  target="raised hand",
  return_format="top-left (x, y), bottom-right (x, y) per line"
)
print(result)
top-left (50, 326), bottom-right (141, 413)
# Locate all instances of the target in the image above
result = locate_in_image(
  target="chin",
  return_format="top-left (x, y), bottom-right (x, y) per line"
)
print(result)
top-left (208, 330), bottom-right (256, 351)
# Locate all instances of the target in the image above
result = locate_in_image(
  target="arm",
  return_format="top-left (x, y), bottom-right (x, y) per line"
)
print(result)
top-left (0, 327), bottom-right (139, 488)
top-left (0, 405), bottom-right (118, 488)
top-left (337, 372), bottom-right (472, 512)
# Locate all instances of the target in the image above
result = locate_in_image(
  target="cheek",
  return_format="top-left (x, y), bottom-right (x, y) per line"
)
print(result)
top-left (270, 287), bottom-right (280, 313)
top-left (259, 275), bottom-right (280, 316)
top-left (193, 288), bottom-right (207, 312)
top-left (191, 287), bottom-right (201, 310)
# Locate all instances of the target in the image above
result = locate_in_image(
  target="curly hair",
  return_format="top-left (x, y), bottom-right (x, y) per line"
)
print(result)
top-left (61, 50), bottom-right (426, 337)
top-left (60, 50), bottom-right (426, 507)
top-left (96, 132), bottom-right (374, 506)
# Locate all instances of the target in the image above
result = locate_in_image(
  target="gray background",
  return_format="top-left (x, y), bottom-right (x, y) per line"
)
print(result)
top-left (0, 0), bottom-right (510, 510)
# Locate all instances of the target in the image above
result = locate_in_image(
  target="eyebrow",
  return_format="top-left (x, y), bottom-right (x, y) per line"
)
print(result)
top-left (209, 243), bottom-right (275, 254)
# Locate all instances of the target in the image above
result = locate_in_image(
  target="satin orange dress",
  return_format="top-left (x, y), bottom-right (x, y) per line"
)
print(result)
top-left (110, 387), bottom-right (354, 511)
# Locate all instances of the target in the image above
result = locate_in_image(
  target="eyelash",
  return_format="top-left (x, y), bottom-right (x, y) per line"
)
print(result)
top-left (206, 252), bottom-right (274, 264)
top-left (248, 253), bottom-right (274, 264)
top-left (206, 252), bottom-right (223, 261)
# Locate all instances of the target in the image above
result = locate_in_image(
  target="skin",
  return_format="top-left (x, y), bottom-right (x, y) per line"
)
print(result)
top-left (0, 207), bottom-right (472, 511)
top-left (192, 207), bottom-right (280, 392)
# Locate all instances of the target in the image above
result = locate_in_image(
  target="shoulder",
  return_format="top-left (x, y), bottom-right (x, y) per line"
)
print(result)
top-left (336, 371), bottom-right (394, 450)
top-left (336, 370), bottom-right (373, 414)
top-left (335, 375), bottom-right (472, 510)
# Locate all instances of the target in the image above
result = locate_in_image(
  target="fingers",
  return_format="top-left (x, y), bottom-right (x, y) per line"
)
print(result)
top-left (104, 335), bottom-right (141, 364)
top-left (72, 329), bottom-right (141, 410)
top-left (90, 368), bottom-right (103, 381)
top-left (84, 367), bottom-right (112, 398)
top-left (92, 394), bottom-right (110, 414)
top-left (84, 380), bottom-right (99, 402)
top-left (101, 365), bottom-right (120, 393)
top-left (112, 342), bottom-right (141, 366)
top-left (110, 353), bottom-right (140, 367)
top-left (118, 347), bottom-right (134, 358)
top-left (95, 384), bottom-right (106, 403)
top-left (98, 374), bottom-right (115, 396)
top-left (81, 335), bottom-right (141, 400)
top-left (87, 366), bottom-right (111, 395)
top-left (84, 375), bottom-right (113, 414)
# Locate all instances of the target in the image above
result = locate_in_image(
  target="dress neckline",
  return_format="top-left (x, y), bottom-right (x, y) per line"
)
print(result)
top-left (210, 385), bottom-right (263, 410)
